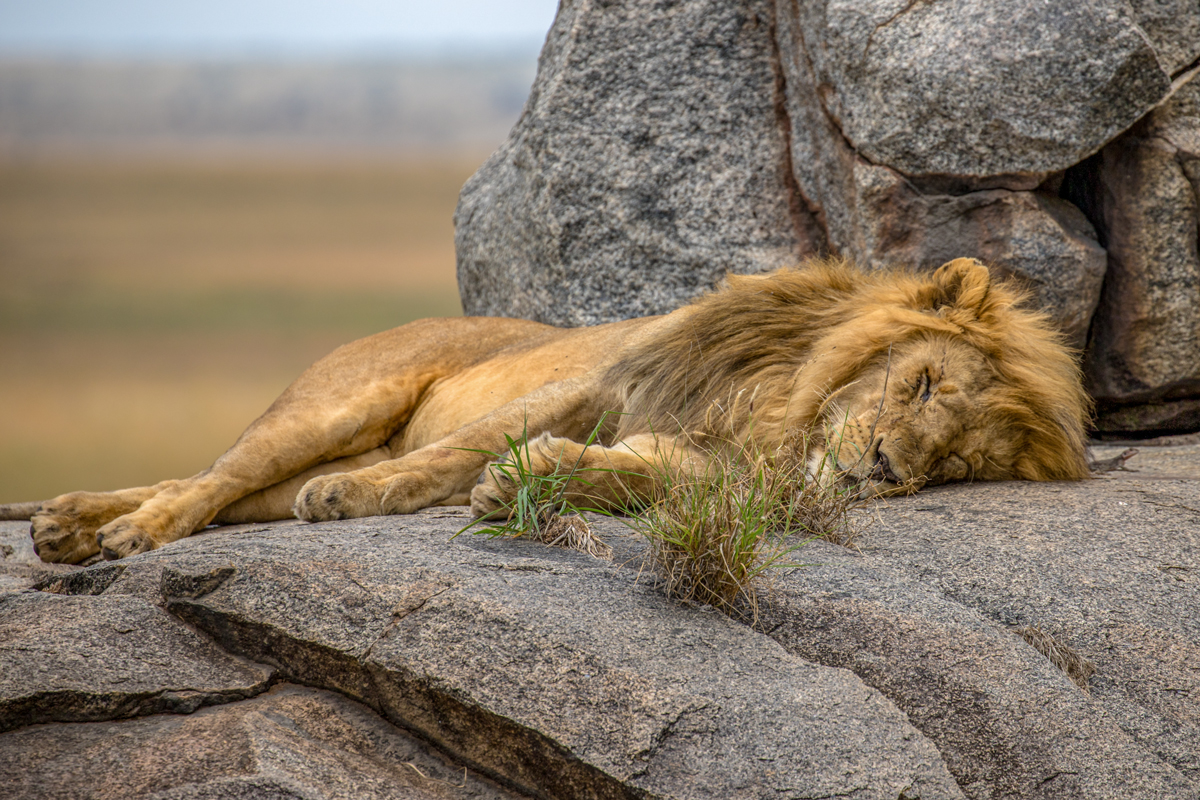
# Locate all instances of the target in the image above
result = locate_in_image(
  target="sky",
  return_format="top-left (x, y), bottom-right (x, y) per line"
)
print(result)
top-left (0, 0), bottom-right (561, 56)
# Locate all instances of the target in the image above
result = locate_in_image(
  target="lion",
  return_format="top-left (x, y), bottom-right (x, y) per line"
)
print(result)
top-left (2, 257), bottom-right (1090, 564)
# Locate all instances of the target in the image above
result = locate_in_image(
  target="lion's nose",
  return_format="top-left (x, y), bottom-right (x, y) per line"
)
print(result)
top-left (872, 449), bottom-right (901, 483)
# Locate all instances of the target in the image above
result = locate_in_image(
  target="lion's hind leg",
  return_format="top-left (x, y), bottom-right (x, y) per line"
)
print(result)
top-left (469, 432), bottom-right (709, 519)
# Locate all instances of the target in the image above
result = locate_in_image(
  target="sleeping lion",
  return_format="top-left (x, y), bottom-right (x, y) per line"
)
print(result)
top-left (4, 257), bottom-right (1090, 564)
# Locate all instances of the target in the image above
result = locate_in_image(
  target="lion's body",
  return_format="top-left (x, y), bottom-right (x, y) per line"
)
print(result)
top-left (11, 258), bottom-right (1091, 564)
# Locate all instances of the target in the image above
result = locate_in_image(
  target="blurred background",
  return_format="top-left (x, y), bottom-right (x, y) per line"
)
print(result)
top-left (0, 0), bottom-right (558, 502)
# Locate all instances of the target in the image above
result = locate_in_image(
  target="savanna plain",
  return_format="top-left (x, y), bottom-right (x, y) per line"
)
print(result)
top-left (0, 156), bottom-right (475, 503)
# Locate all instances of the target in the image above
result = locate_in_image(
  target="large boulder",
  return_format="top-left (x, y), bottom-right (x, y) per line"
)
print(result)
top-left (1086, 79), bottom-right (1200, 433)
top-left (780, 0), bottom-right (1170, 180)
top-left (455, 0), bottom-right (818, 327)
top-left (3, 442), bottom-right (1200, 798)
top-left (456, 0), bottom-right (1200, 428)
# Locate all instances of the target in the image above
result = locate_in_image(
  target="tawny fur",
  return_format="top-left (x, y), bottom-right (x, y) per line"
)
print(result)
top-left (5, 257), bottom-right (1091, 564)
top-left (610, 257), bottom-right (1091, 481)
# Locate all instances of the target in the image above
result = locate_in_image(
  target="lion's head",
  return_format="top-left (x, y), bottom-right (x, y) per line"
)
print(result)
top-left (610, 256), bottom-right (1092, 494)
top-left (810, 258), bottom-right (1091, 494)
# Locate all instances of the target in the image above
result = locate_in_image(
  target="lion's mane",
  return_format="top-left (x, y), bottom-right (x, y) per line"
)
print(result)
top-left (607, 258), bottom-right (1091, 481)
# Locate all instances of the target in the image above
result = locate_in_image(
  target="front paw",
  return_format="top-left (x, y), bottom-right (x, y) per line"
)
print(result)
top-left (469, 434), bottom-right (574, 520)
top-left (470, 463), bottom-right (517, 520)
top-left (294, 473), bottom-right (382, 522)
top-left (31, 509), bottom-right (101, 564)
top-left (94, 518), bottom-right (158, 561)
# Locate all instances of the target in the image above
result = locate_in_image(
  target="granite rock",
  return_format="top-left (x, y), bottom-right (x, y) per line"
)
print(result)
top-left (2, 513), bottom-right (962, 800)
top-left (0, 590), bottom-right (273, 733)
top-left (4, 446), bottom-right (1200, 798)
top-left (845, 161), bottom-right (1107, 346)
top-left (1127, 0), bottom-right (1200, 76)
top-left (763, 465), bottom-right (1200, 797)
top-left (773, 1), bottom-right (1119, 346)
top-left (0, 684), bottom-right (520, 800)
top-left (1096, 398), bottom-right (1200, 437)
top-left (1086, 78), bottom-right (1200, 419)
top-left (781, 0), bottom-right (1172, 180)
top-left (453, 0), bottom-right (1200, 428)
top-left (455, 0), bottom-right (819, 326)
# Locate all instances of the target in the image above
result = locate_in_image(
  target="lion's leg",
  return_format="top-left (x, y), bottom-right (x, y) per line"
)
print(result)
top-left (293, 375), bottom-right (619, 522)
top-left (211, 447), bottom-right (394, 525)
top-left (469, 432), bottom-right (711, 518)
top-left (88, 339), bottom-right (461, 561)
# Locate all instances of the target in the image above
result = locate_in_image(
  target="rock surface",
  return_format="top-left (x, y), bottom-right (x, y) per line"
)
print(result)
top-left (456, 0), bottom-right (818, 327)
top-left (3, 444), bottom-right (1200, 798)
top-left (1086, 78), bottom-right (1200, 423)
top-left (780, 0), bottom-right (1171, 180)
top-left (1127, 0), bottom-right (1200, 76)
top-left (0, 591), bottom-right (273, 733)
top-left (0, 684), bottom-right (522, 800)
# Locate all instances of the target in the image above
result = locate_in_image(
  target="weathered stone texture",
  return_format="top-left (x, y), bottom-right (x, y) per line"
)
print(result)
top-left (1, 514), bottom-right (964, 800)
top-left (1127, 0), bottom-right (1200, 76)
top-left (4, 445), bottom-right (1200, 798)
top-left (456, 0), bottom-right (818, 326)
top-left (0, 591), bottom-right (273, 733)
top-left (782, 0), bottom-right (1171, 180)
top-left (772, 0), bottom-right (1151, 346)
top-left (1086, 79), bottom-right (1200, 421)
top-left (845, 161), bottom-right (1107, 346)
top-left (0, 684), bottom-right (521, 800)
top-left (765, 470), bottom-right (1200, 797)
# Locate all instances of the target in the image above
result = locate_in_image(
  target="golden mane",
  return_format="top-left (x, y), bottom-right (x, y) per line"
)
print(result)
top-left (608, 257), bottom-right (1092, 481)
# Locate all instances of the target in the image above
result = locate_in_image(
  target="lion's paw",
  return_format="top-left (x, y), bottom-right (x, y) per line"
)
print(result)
top-left (30, 509), bottom-right (100, 564)
top-left (469, 464), bottom-right (516, 520)
top-left (29, 491), bottom-right (140, 564)
top-left (469, 434), bottom-right (575, 519)
top-left (294, 473), bottom-right (382, 522)
top-left (94, 518), bottom-right (159, 561)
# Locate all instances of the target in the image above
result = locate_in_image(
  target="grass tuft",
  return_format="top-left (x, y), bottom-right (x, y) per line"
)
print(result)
top-left (462, 413), bottom-right (870, 621)
top-left (460, 426), bottom-right (615, 560)
top-left (632, 430), bottom-right (864, 623)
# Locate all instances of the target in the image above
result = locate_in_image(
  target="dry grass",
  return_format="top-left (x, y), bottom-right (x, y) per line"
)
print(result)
top-left (1016, 625), bottom-right (1096, 690)
top-left (0, 156), bottom-right (476, 503)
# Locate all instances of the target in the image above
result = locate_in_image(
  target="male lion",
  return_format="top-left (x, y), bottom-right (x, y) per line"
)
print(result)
top-left (5, 257), bottom-right (1090, 564)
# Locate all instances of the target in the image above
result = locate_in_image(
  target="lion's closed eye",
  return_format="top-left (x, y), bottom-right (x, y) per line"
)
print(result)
top-left (905, 370), bottom-right (935, 404)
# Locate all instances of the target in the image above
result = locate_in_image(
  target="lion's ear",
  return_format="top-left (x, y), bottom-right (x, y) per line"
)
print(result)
top-left (932, 258), bottom-right (991, 316)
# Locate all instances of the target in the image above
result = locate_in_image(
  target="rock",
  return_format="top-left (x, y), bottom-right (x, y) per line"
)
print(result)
top-left (843, 161), bottom-right (1107, 346)
top-left (153, 520), bottom-right (961, 799)
top-left (455, 0), bottom-right (820, 327)
top-left (780, 0), bottom-right (1172, 180)
top-left (0, 590), bottom-right (273, 733)
top-left (1085, 78), bottom-right (1200, 419)
top-left (1127, 0), bottom-right (1200, 76)
top-left (453, 0), bottom-right (1200, 428)
top-left (1096, 398), bottom-right (1200, 438)
top-left (773, 2), bottom-right (1120, 345)
top-left (0, 519), bottom-right (968, 799)
top-left (763, 471), bottom-right (1200, 797)
top-left (0, 684), bottom-right (521, 800)
top-left (4, 447), bottom-right (1200, 798)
